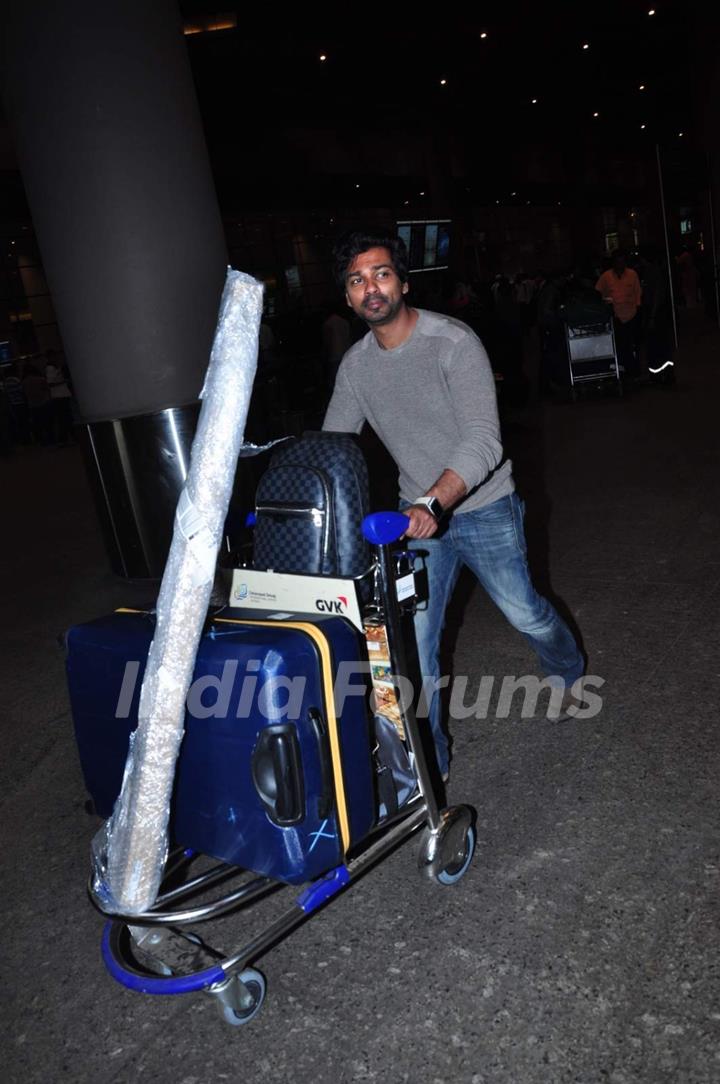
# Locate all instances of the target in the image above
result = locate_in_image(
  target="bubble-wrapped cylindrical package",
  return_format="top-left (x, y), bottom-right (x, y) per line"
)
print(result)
top-left (91, 268), bottom-right (263, 915)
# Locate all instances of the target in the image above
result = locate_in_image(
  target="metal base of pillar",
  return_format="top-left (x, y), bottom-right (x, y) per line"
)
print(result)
top-left (81, 404), bottom-right (200, 580)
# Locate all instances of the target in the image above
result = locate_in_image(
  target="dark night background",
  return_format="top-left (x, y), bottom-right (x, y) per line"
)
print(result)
top-left (1, 1), bottom-right (716, 342)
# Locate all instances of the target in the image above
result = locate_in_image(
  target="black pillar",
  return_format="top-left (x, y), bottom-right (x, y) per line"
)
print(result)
top-left (1, 0), bottom-right (228, 576)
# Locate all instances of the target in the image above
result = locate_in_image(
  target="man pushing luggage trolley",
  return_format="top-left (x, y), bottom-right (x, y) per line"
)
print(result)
top-left (323, 229), bottom-right (588, 776)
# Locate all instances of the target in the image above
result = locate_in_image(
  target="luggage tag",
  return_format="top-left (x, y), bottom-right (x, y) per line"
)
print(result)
top-left (396, 572), bottom-right (416, 603)
top-left (394, 549), bottom-right (426, 608)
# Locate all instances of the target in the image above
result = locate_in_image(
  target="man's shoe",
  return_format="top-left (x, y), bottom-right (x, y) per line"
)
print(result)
top-left (547, 687), bottom-right (585, 722)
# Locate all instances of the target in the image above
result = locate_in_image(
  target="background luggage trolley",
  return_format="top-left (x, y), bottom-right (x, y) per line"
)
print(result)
top-left (565, 316), bottom-right (622, 400)
top-left (67, 435), bottom-right (476, 1027)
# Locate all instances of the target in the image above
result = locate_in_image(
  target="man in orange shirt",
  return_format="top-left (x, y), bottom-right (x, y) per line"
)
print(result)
top-left (596, 250), bottom-right (643, 379)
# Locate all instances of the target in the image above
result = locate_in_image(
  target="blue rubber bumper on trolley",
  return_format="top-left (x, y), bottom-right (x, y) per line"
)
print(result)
top-left (101, 923), bottom-right (227, 995)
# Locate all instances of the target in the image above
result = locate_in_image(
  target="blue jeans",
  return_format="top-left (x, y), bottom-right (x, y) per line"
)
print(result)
top-left (408, 493), bottom-right (584, 774)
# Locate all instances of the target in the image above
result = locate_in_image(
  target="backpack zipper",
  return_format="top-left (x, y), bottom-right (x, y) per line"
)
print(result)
top-left (256, 502), bottom-right (325, 529)
top-left (257, 465), bottom-right (332, 562)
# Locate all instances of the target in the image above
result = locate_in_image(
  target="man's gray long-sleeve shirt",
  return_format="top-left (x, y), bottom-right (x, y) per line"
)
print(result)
top-left (323, 308), bottom-right (514, 513)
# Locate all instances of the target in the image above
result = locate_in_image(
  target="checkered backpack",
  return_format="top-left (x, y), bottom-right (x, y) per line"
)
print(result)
top-left (253, 432), bottom-right (370, 578)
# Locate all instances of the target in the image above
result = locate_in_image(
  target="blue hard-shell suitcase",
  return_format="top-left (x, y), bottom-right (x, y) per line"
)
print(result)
top-left (66, 609), bottom-right (375, 885)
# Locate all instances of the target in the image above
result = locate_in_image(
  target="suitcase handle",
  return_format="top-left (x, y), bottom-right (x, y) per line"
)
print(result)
top-left (308, 708), bottom-right (334, 820)
top-left (251, 725), bottom-right (305, 826)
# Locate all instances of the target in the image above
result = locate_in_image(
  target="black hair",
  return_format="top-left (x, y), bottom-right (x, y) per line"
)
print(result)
top-left (332, 229), bottom-right (409, 291)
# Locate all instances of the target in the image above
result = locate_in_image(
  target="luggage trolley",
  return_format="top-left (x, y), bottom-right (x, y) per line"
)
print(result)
top-left (565, 317), bottom-right (622, 400)
top-left (69, 510), bottom-right (476, 1027)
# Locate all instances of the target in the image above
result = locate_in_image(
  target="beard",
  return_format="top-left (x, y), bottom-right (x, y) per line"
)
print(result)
top-left (360, 293), bottom-right (405, 326)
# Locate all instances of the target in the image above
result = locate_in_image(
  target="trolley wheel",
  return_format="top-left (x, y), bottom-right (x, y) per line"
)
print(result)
top-left (434, 825), bottom-right (476, 886)
top-left (418, 805), bottom-right (476, 886)
top-left (215, 968), bottom-right (266, 1027)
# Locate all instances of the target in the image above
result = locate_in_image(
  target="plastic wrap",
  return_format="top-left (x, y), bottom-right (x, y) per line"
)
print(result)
top-left (91, 268), bottom-right (263, 915)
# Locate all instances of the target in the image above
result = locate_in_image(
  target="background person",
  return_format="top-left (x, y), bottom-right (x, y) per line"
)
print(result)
top-left (596, 250), bottom-right (642, 380)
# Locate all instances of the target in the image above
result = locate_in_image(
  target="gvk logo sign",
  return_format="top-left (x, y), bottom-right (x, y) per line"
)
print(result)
top-left (315, 595), bottom-right (348, 615)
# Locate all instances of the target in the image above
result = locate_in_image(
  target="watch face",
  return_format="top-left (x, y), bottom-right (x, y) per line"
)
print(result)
top-left (415, 496), bottom-right (443, 519)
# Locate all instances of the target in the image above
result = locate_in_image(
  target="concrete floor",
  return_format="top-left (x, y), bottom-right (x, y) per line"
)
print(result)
top-left (2, 316), bottom-right (720, 1083)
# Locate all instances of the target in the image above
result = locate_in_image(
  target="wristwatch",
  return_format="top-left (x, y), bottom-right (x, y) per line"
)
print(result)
top-left (413, 495), bottom-right (445, 520)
